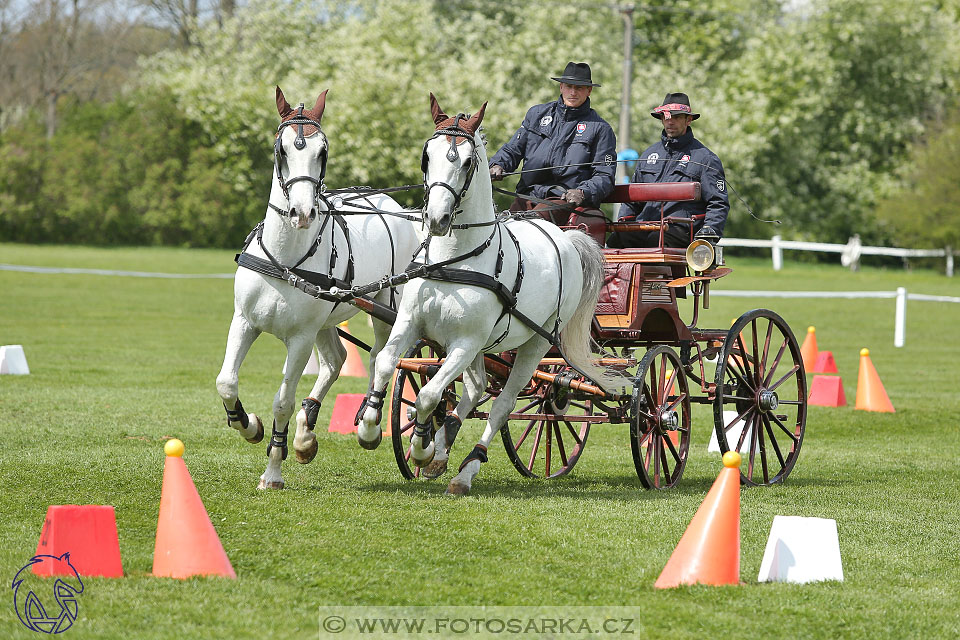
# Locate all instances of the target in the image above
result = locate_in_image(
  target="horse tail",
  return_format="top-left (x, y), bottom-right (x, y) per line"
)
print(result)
top-left (559, 230), bottom-right (618, 392)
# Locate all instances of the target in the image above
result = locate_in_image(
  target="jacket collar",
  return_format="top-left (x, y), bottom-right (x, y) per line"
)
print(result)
top-left (661, 127), bottom-right (694, 151)
top-left (555, 96), bottom-right (591, 119)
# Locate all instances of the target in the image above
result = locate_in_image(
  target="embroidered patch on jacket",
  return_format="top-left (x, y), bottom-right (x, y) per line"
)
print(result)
top-left (717, 179), bottom-right (725, 192)
top-left (679, 154), bottom-right (690, 166)
top-left (576, 122), bottom-right (586, 135)
top-left (646, 153), bottom-right (659, 165)
top-left (539, 116), bottom-right (553, 127)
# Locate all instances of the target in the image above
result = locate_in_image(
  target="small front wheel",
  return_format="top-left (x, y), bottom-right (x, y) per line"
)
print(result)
top-left (629, 345), bottom-right (691, 489)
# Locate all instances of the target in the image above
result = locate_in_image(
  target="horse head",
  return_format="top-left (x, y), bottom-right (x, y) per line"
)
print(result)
top-left (274, 86), bottom-right (330, 229)
top-left (421, 93), bottom-right (488, 236)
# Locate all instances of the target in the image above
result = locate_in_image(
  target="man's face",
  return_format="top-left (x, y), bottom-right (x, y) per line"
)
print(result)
top-left (660, 113), bottom-right (692, 138)
top-left (560, 83), bottom-right (592, 108)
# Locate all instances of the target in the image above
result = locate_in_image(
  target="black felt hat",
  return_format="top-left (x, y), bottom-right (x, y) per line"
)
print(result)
top-left (551, 62), bottom-right (601, 87)
top-left (650, 92), bottom-right (700, 120)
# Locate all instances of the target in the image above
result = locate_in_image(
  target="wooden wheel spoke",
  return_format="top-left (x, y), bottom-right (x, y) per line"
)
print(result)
top-left (515, 398), bottom-right (541, 414)
top-left (768, 365), bottom-right (801, 393)
top-left (776, 399), bottom-right (803, 405)
top-left (769, 413), bottom-right (801, 444)
top-left (527, 421), bottom-right (544, 471)
top-left (570, 401), bottom-right (591, 411)
top-left (734, 332), bottom-right (753, 381)
top-left (762, 338), bottom-right (790, 386)
top-left (664, 432), bottom-right (681, 464)
top-left (515, 419), bottom-right (536, 449)
top-left (758, 413), bottom-right (769, 483)
top-left (747, 414), bottom-right (759, 479)
top-left (736, 412), bottom-right (755, 451)
top-left (563, 420), bottom-right (583, 446)
top-left (545, 420), bottom-right (553, 476)
top-left (750, 320), bottom-right (762, 384)
top-left (659, 438), bottom-right (672, 484)
top-left (762, 414), bottom-right (787, 469)
top-left (725, 362), bottom-right (755, 395)
top-left (399, 417), bottom-right (416, 436)
top-left (664, 393), bottom-right (686, 414)
top-left (554, 422), bottom-right (569, 467)
top-left (760, 320), bottom-right (774, 378)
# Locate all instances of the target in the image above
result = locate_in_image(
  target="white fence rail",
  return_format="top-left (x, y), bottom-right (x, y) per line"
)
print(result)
top-left (720, 235), bottom-right (954, 276)
top-left (712, 287), bottom-right (960, 347)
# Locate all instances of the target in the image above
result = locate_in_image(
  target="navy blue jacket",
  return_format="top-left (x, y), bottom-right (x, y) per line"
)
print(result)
top-left (619, 128), bottom-right (729, 236)
top-left (489, 97), bottom-right (616, 207)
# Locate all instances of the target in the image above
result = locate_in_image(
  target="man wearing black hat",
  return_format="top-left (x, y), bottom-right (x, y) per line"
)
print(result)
top-left (488, 62), bottom-right (616, 241)
top-left (607, 92), bottom-right (729, 249)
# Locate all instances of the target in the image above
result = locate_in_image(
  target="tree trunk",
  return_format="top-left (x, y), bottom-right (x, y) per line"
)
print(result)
top-left (46, 90), bottom-right (57, 138)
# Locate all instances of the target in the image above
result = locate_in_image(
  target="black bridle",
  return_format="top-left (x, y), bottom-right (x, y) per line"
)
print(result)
top-left (421, 114), bottom-right (479, 222)
top-left (271, 103), bottom-right (330, 219)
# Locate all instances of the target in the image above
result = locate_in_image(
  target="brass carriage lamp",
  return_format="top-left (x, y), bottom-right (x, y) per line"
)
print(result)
top-left (686, 232), bottom-right (723, 273)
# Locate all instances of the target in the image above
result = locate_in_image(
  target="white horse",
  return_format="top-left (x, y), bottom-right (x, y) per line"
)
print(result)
top-left (216, 87), bottom-right (421, 489)
top-left (357, 94), bottom-right (613, 495)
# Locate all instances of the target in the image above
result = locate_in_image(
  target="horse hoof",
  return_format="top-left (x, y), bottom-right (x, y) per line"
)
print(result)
top-left (357, 430), bottom-right (382, 450)
top-left (422, 459), bottom-right (448, 479)
top-left (294, 437), bottom-right (318, 464)
top-left (411, 447), bottom-right (436, 468)
top-left (257, 477), bottom-right (285, 490)
top-left (245, 414), bottom-right (265, 444)
top-left (444, 481), bottom-right (470, 497)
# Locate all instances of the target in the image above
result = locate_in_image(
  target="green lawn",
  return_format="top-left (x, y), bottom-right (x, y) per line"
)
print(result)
top-left (1, 243), bottom-right (959, 639)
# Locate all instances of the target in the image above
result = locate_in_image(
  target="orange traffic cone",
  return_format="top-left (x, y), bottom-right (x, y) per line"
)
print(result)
top-left (800, 326), bottom-right (818, 373)
top-left (654, 451), bottom-right (741, 588)
top-left (339, 322), bottom-right (368, 377)
top-left (855, 349), bottom-right (894, 413)
top-left (152, 439), bottom-right (236, 579)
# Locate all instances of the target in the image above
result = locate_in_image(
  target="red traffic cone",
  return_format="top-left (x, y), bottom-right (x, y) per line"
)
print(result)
top-left (329, 393), bottom-right (365, 434)
top-left (812, 351), bottom-right (838, 374)
top-left (655, 452), bottom-right (741, 588)
top-left (800, 326), bottom-right (818, 373)
top-left (808, 375), bottom-right (846, 407)
top-left (855, 349), bottom-right (894, 413)
top-left (152, 439), bottom-right (236, 579)
top-left (33, 505), bottom-right (123, 578)
top-left (339, 322), bottom-right (368, 377)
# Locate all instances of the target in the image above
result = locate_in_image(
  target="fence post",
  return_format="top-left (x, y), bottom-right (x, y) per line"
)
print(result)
top-left (946, 246), bottom-right (954, 277)
top-left (771, 235), bottom-right (782, 271)
top-left (894, 287), bottom-right (906, 348)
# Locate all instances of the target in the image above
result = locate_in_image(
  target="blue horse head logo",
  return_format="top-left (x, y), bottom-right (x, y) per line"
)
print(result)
top-left (12, 553), bottom-right (84, 634)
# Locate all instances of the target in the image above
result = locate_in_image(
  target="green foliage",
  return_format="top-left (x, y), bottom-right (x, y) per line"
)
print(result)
top-left (873, 108), bottom-right (960, 249)
top-left (3, 0), bottom-right (960, 247)
top-left (0, 90), bottom-right (263, 246)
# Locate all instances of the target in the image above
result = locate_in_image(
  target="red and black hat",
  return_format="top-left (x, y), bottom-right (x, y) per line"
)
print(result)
top-left (651, 92), bottom-right (700, 120)
top-left (551, 62), bottom-right (601, 87)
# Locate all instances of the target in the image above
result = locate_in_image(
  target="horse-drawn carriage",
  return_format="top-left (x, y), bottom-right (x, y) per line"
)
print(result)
top-left (387, 181), bottom-right (807, 490)
top-left (219, 89), bottom-right (806, 494)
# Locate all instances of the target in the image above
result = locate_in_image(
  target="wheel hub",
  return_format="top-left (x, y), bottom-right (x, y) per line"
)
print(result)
top-left (660, 409), bottom-right (679, 431)
top-left (759, 390), bottom-right (779, 412)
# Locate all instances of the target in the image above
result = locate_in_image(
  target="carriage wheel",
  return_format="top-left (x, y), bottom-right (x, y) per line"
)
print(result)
top-left (629, 345), bottom-right (691, 489)
top-left (500, 365), bottom-right (593, 479)
top-left (390, 342), bottom-right (456, 480)
top-left (714, 309), bottom-right (807, 486)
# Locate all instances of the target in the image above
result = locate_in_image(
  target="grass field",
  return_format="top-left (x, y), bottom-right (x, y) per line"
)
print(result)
top-left (2, 242), bottom-right (959, 639)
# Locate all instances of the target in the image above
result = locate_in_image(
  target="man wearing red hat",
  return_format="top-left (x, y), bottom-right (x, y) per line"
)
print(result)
top-left (488, 62), bottom-right (616, 242)
top-left (607, 92), bottom-right (729, 249)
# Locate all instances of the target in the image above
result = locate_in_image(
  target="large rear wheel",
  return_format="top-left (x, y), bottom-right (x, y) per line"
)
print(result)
top-left (714, 309), bottom-right (807, 486)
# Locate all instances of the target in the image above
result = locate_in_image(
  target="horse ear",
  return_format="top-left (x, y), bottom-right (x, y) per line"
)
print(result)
top-left (465, 101), bottom-right (488, 134)
top-left (430, 92), bottom-right (448, 127)
top-left (308, 89), bottom-right (328, 122)
top-left (276, 86), bottom-right (293, 118)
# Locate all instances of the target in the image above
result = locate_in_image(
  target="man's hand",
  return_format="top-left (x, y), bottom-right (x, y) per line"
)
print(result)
top-left (562, 188), bottom-right (585, 206)
top-left (489, 165), bottom-right (505, 182)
